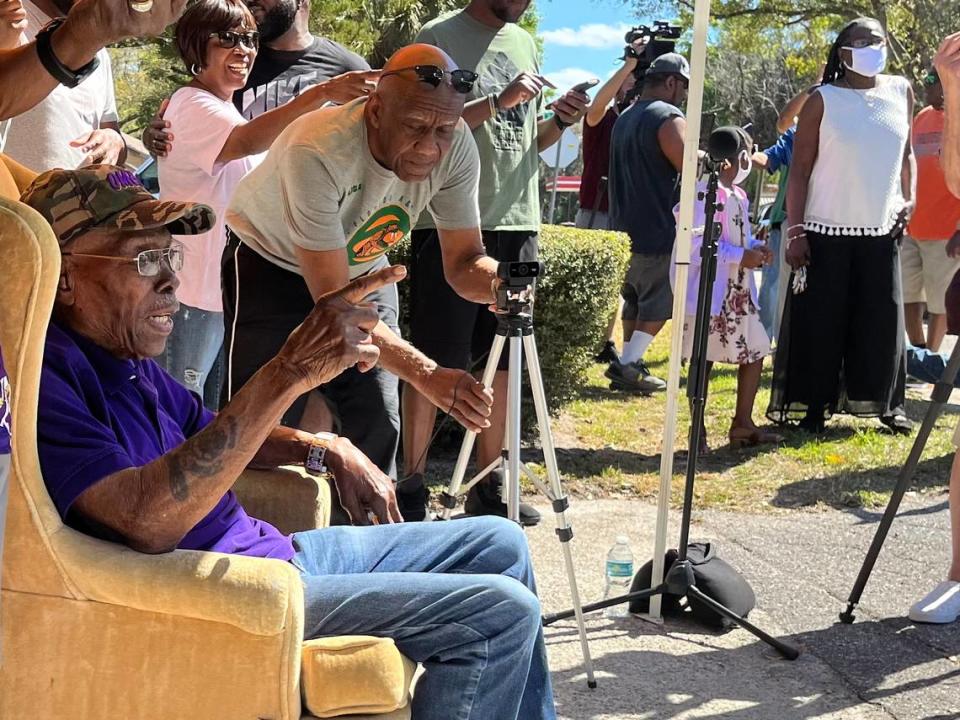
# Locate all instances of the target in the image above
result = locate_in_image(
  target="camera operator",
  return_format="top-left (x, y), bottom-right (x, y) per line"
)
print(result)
top-left (580, 38), bottom-right (646, 365)
top-left (607, 52), bottom-right (690, 394)
top-left (577, 38), bottom-right (646, 231)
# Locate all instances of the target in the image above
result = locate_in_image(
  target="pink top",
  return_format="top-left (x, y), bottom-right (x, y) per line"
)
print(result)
top-left (158, 87), bottom-right (263, 311)
top-left (672, 181), bottom-right (764, 316)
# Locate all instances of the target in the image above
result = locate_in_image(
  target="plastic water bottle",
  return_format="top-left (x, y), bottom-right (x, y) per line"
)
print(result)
top-left (603, 535), bottom-right (634, 618)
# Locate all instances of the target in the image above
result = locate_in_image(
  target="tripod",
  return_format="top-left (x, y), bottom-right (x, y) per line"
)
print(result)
top-left (440, 265), bottom-right (597, 688)
top-left (543, 148), bottom-right (800, 661)
top-left (840, 342), bottom-right (960, 623)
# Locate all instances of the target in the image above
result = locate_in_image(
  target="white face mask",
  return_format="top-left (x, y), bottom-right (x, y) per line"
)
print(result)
top-left (734, 150), bottom-right (752, 185)
top-left (842, 44), bottom-right (888, 77)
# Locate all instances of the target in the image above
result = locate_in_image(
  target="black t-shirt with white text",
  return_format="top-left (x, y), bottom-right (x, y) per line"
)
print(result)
top-left (233, 37), bottom-right (369, 120)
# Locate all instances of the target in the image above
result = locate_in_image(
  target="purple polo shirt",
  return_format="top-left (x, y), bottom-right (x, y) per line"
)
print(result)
top-left (36, 322), bottom-right (294, 560)
top-left (0, 351), bottom-right (9, 455)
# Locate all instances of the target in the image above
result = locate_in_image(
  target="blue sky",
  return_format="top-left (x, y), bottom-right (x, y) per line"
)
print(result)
top-left (536, 0), bottom-right (648, 94)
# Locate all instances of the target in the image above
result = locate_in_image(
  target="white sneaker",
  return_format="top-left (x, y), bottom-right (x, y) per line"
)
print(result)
top-left (909, 581), bottom-right (960, 624)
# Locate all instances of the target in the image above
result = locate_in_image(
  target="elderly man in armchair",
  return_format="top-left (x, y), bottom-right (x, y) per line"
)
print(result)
top-left (19, 165), bottom-right (557, 720)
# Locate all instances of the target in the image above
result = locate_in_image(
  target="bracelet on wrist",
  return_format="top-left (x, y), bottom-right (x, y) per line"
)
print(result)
top-left (554, 114), bottom-right (572, 130)
top-left (305, 432), bottom-right (337, 475)
top-left (35, 18), bottom-right (100, 89)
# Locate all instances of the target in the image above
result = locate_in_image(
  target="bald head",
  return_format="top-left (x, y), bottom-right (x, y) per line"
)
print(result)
top-left (365, 44), bottom-right (470, 182)
top-left (377, 44), bottom-right (463, 102)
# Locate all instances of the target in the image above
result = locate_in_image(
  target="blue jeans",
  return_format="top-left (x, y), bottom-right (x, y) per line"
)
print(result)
top-left (759, 225), bottom-right (783, 339)
top-left (159, 303), bottom-right (224, 411)
top-left (906, 344), bottom-right (960, 386)
top-left (290, 516), bottom-right (555, 720)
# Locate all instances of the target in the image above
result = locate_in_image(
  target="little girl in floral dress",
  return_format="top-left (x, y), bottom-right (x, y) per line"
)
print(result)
top-left (674, 128), bottom-right (782, 451)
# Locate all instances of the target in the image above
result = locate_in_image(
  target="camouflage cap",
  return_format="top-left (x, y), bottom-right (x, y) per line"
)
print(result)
top-left (20, 165), bottom-right (216, 246)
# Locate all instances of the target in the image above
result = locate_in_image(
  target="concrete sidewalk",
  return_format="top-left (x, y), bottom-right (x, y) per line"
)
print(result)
top-left (527, 496), bottom-right (959, 719)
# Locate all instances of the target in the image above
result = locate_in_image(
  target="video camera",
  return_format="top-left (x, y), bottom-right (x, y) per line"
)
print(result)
top-left (624, 20), bottom-right (683, 79)
top-left (496, 261), bottom-right (543, 316)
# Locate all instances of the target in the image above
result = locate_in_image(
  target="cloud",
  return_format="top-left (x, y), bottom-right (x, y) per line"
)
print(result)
top-left (541, 23), bottom-right (632, 50)
top-left (543, 67), bottom-right (599, 93)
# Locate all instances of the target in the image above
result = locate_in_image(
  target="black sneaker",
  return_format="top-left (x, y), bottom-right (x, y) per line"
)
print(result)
top-left (605, 360), bottom-right (666, 394)
top-left (396, 474), bottom-right (430, 522)
top-left (595, 340), bottom-right (620, 364)
top-left (881, 413), bottom-right (914, 435)
top-left (464, 469), bottom-right (541, 526)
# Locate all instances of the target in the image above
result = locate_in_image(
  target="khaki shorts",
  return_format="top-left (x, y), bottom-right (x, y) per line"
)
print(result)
top-left (901, 236), bottom-right (960, 314)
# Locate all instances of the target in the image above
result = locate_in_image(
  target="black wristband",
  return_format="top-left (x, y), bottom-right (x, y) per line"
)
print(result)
top-left (554, 114), bottom-right (572, 130)
top-left (35, 18), bottom-right (100, 89)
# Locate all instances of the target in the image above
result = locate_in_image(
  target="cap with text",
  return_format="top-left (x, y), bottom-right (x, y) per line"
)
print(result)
top-left (20, 165), bottom-right (215, 246)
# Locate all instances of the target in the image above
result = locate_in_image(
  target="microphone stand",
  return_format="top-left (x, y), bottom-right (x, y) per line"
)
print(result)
top-left (543, 155), bottom-right (800, 661)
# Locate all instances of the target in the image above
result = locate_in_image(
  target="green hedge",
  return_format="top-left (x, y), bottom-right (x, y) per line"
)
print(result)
top-left (390, 225), bottom-right (630, 432)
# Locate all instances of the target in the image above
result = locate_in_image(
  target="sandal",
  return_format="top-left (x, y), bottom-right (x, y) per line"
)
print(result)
top-left (728, 426), bottom-right (784, 448)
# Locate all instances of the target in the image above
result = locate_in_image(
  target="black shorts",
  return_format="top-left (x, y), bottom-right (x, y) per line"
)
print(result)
top-left (409, 229), bottom-right (539, 371)
top-left (221, 231), bottom-right (401, 477)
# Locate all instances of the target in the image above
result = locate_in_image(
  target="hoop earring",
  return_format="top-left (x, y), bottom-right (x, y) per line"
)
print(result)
top-left (190, 63), bottom-right (202, 76)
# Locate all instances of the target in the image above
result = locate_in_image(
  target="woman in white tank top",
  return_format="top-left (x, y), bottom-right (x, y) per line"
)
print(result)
top-left (767, 17), bottom-right (914, 434)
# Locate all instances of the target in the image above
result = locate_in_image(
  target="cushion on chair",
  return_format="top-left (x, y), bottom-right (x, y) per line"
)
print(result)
top-left (301, 636), bottom-right (415, 718)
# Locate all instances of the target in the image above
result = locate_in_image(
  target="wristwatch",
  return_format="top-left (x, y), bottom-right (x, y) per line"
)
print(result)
top-left (35, 18), bottom-right (100, 89)
top-left (305, 432), bottom-right (337, 475)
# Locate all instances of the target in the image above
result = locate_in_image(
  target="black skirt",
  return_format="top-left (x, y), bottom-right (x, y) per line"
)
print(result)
top-left (766, 230), bottom-right (906, 423)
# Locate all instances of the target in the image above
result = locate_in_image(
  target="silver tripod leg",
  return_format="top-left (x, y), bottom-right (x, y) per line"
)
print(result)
top-left (505, 333), bottom-right (523, 523)
top-left (442, 334), bottom-right (507, 520)
top-left (522, 332), bottom-right (597, 688)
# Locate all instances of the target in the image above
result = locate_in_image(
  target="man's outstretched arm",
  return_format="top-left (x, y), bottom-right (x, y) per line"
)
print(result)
top-left (0, 0), bottom-right (187, 121)
top-left (936, 33), bottom-right (960, 198)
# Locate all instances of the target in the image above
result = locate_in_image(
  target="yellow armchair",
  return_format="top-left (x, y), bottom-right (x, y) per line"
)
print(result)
top-left (0, 197), bottom-right (413, 719)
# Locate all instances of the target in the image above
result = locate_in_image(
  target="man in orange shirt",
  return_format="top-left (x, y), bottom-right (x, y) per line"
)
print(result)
top-left (903, 67), bottom-right (960, 352)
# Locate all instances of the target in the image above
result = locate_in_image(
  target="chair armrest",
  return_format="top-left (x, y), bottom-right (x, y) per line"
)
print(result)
top-left (233, 466), bottom-right (332, 534)
top-left (54, 529), bottom-right (304, 637)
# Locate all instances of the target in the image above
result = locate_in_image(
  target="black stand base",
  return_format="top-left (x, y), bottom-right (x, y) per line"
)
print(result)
top-left (543, 560), bottom-right (800, 660)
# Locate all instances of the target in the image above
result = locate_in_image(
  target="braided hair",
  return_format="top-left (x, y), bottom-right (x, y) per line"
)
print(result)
top-left (822, 17), bottom-right (882, 85)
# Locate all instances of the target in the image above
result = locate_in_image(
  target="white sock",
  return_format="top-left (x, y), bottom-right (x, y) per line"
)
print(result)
top-left (620, 331), bottom-right (654, 365)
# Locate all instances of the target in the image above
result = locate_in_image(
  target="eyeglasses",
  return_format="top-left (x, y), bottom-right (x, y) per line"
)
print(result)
top-left (209, 30), bottom-right (260, 51)
top-left (63, 242), bottom-right (184, 277)
top-left (379, 65), bottom-right (478, 94)
top-left (844, 36), bottom-right (886, 50)
top-left (923, 73), bottom-right (939, 86)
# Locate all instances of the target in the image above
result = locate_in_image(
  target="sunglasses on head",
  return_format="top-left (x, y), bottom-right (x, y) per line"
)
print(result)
top-left (923, 73), bottom-right (939, 86)
top-left (209, 30), bottom-right (260, 51)
top-left (380, 65), bottom-right (478, 94)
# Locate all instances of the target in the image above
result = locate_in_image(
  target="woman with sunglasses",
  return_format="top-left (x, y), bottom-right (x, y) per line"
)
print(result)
top-left (767, 17), bottom-right (915, 435)
top-left (157, 0), bottom-right (337, 408)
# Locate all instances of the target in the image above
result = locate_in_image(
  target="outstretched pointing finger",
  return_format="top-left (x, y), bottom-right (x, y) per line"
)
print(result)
top-left (337, 265), bottom-right (406, 304)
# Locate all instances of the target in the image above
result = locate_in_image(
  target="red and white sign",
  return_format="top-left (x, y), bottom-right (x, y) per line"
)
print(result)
top-left (544, 176), bottom-right (582, 193)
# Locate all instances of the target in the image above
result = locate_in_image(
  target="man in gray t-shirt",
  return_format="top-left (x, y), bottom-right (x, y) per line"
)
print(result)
top-left (224, 44), bottom-right (498, 518)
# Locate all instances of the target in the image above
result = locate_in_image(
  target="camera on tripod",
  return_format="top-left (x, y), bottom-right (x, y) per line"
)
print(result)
top-left (624, 20), bottom-right (682, 79)
top-left (496, 260), bottom-right (543, 315)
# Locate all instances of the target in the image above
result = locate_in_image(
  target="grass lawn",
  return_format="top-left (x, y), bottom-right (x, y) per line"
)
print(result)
top-left (422, 321), bottom-right (958, 514)
top-left (547, 322), bottom-right (958, 512)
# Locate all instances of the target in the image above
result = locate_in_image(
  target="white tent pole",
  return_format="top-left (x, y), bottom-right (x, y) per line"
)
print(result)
top-left (647, 0), bottom-right (712, 620)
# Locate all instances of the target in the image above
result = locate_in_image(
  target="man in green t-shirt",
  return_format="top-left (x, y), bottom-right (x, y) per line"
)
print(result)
top-left (400, 0), bottom-right (588, 524)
